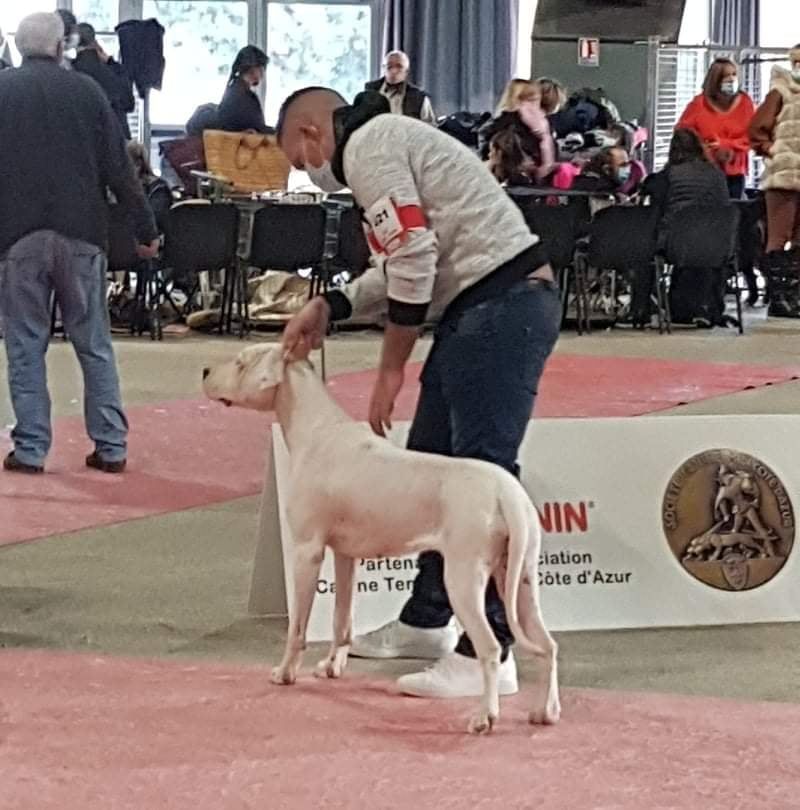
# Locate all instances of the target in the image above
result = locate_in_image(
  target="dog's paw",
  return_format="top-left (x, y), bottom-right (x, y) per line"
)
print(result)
top-left (270, 666), bottom-right (296, 686)
top-left (314, 658), bottom-right (345, 679)
top-left (468, 713), bottom-right (496, 735)
top-left (529, 698), bottom-right (561, 726)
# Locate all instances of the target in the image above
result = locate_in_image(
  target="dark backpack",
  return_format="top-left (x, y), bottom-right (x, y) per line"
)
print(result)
top-left (186, 103), bottom-right (219, 136)
top-left (437, 111), bottom-right (491, 150)
top-left (550, 88), bottom-right (620, 138)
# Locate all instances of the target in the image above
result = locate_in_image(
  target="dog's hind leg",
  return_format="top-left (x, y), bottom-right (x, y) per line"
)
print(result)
top-left (444, 557), bottom-right (502, 735)
top-left (272, 540), bottom-right (325, 686)
top-left (518, 543), bottom-right (560, 726)
top-left (316, 551), bottom-right (355, 679)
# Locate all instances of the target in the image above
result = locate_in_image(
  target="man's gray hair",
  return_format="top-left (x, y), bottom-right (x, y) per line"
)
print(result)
top-left (384, 50), bottom-right (410, 67)
top-left (15, 12), bottom-right (64, 60)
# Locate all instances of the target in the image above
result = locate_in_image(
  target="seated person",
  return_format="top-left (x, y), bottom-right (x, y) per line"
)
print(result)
top-left (640, 128), bottom-right (731, 327)
top-left (570, 146), bottom-right (632, 225)
top-left (571, 146), bottom-right (631, 195)
top-left (479, 79), bottom-right (556, 184)
top-left (642, 128), bottom-right (729, 230)
top-left (127, 141), bottom-right (173, 235)
top-left (487, 129), bottom-right (537, 186)
top-left (218, 45), bottom-right (273, 134)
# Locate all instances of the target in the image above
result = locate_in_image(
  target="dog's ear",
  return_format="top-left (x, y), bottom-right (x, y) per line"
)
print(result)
top-left (258, 347), bottom-right (285, 389)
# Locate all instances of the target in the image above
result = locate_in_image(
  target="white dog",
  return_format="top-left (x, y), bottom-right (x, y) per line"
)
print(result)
top-left (203, 343), bottom-right (560, 734)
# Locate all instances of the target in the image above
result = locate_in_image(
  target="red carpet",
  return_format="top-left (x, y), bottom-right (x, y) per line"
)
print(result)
top-left (328, 354), bottom-right (800, 420)
top-left (2, 650), bottom-right (799, 810)
top-left (1, 354), bottom-right (798, 547)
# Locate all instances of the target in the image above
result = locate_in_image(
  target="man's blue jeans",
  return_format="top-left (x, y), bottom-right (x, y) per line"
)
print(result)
top-left (398, 278), bottom-right (561, 658)
top-left (0, 230), bottom-right (128, 467)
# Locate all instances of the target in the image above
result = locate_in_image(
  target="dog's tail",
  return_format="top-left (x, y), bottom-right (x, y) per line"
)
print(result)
top-left (499, 483), bottom-right (548, 656)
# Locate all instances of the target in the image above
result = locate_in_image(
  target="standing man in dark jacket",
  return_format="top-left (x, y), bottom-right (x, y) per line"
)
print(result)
top-left (73, 23), bottom-right (135, 139)
top-left (365, 50), bottom-right (435, 124)
top-left (0, 13), bottom-right (159, 476)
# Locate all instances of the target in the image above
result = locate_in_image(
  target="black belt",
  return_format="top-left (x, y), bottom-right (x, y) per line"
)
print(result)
top-left (440, 241), bottom-right (549, 325)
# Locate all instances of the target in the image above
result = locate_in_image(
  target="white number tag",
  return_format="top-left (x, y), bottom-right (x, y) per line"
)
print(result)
top-left (366, 196), bottom-right (405, 252)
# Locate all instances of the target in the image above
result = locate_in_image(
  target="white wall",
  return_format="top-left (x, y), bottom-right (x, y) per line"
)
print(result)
top-left (516, 0), bottom-right (538, 77)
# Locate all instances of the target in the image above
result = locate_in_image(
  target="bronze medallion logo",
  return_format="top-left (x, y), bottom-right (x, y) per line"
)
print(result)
top-left (662, 450), bottom-right (795, 591)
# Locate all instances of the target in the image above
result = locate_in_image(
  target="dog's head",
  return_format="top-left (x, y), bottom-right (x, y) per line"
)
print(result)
top-left (202, 343), bottom-right (286, 411)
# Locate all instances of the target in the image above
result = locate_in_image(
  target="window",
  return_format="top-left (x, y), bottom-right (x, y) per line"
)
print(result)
top-left (264, 2), bottom-right (372, 123)
top-left (678, 0), bottom-right (710, 45)
top-left (760, 0), bottom-right (800, 48)
top-left (72, 0), bottom-right (119, 32)
top-left (0, 2), bottom-right (53, 66)
top-left (142, 1), bottom-right (250, 127)
top-left (516, 0), bottom-right (538, 78)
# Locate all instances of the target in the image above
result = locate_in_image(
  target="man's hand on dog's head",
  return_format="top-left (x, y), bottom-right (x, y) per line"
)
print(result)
top-left (282, 297), bottom-right (330, 360)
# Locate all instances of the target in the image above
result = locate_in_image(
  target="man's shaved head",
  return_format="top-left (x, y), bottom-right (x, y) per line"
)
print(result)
top-left (276, 86), bottom-right (348, 171)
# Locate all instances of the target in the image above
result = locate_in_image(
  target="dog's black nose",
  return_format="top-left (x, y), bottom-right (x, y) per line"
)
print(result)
top-left (202, 368), bottom-right (210, 380)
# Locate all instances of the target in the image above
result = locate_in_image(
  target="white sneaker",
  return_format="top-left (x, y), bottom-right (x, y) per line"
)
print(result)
top-left (349, 620), bottom-right (458, 659)
top-left (396, 651), bottom-right (519, 698)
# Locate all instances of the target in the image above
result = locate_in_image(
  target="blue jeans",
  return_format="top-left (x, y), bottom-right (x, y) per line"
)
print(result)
top-left (0, 230), bottom-right (128, 466)
top-left (398, 277), bottom-right (561, 658)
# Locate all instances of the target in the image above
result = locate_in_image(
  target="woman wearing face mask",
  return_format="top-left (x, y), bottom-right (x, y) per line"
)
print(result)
top-left (749, 45), bottom-right (800, 319)
top-left (217, 45), bottom-right (273, 134)
top-left (677, 58), bottom-right (755, 200)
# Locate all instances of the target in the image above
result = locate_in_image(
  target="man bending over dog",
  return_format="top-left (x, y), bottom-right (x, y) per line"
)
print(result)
top-left (277, 87), bottom-right (560, 699)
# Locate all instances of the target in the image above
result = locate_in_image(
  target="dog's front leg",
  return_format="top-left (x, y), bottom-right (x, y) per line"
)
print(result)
top-left (316, 551), bottom-right (355, 679)
top-left (271, 541), bottom-right (325, 686)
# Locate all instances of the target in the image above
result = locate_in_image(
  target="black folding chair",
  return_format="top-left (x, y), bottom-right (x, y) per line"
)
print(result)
top-left (508, 194), bottom-right (583, 332)
top-left (660, 205), bottom-right (742, 334)
top-left (334, 205), bottom-right (371, 279)
top-left (249, 202), bottom-right (328, 370)
top-left (249, 202), bottom-right (327, 288)
top-left (162, 201), bottom-right (242, 336)
top-left (106, 203), bottom-right (163, 340)
top-left (586, 206), bottom-right (661, 332)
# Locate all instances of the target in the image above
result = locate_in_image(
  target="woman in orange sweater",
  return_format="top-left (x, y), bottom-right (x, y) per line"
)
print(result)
top-left (677, 58), bottom-right (755, 200)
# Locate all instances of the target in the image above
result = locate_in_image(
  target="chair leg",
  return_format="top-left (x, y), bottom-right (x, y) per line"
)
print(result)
top-left (218, 267), bottom-right (231, 335)
top-left (237, 261), bottom-right (249, 339)
top-left (654, 261), bottom-right (665, 334)
top-left (734, 269), bottom-right (744, 335)
top-left (559, 266), bottom-right (570, 329)
top-left (577, 257), bottom-right (591, 335)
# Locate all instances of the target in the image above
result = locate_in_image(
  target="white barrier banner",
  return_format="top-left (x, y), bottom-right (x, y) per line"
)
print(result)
top-left (273, 416), bottom-right (800, 643)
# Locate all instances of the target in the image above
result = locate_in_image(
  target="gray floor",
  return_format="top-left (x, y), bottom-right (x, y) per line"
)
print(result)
top-left (2, 312), bottom-right (800, 703)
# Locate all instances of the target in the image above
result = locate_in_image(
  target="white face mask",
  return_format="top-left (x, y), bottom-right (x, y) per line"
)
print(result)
top-left (720, 79), bottom-right (739, 96)
top-left (792, 67), bottom-right (800, 83)
top-left (305, 159), bottom-right (345, 193)
top-left (67, 32), bottom-right (80, 49)
top-left (303, 142), bottom-right (345, 193)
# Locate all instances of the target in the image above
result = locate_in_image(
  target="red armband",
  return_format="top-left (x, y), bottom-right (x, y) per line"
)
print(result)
top-left (364, 197), bottom-right (427, 256)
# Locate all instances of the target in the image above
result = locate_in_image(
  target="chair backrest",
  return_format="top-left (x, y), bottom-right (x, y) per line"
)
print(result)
top-left (106, 203), bottom-right (140, 272)
top-left (249, 203), bottom-right (326, 272)
top-left (159, 136), bottom-right (206, 196)
top-left (512, 198), bottom-right (578, 270)
top-left (335, 206), bottom-right (371, 277)
top-left (163, 201), bottom-right (240, 274)
top-left (588, 205), bottom-right (659, 269)
top-left (663, 205), bottom-right (740, 268)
